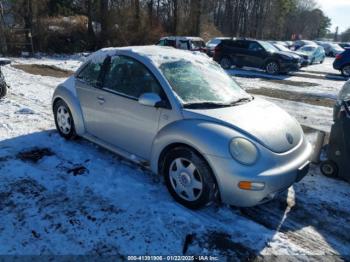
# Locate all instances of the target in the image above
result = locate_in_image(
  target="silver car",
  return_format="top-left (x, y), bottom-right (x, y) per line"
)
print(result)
top-left (52, 46), bottom-right (313, 209)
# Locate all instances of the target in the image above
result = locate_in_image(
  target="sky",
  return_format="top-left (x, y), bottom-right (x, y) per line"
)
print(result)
top-left (317, 0), bottom-right (350, 33)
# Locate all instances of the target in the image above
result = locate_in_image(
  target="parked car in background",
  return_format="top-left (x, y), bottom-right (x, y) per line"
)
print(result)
top-left (339, 43), bottom-right (350, 49)
top-left (292, 40), bottom-right (317, 51)
top-left (322, 43), bottom-right (344, 57)
top-left (295, 45), bottom-right (326, 65)
top-left (52, 46), bottom-right (312, 209)
top-left (206, 37), bottom-right (231, 57)
top-left (157, 36), bottom-right (206, 52)
top-left (333, 48), bottom-right (350, 77)
top-left (0, 58), bottom-right (11, 99)
top-left (271, 43), bottom-right (307, 67)
top-left (214, 39), bottom-right (301, 74)
top-left (269, 41), bottom-right (289, 47)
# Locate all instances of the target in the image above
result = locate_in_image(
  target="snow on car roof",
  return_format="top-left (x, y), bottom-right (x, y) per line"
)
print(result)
top-left (88, 45), bottom-right (212, 67)
top-left (160, 36), bottom-right (204, 41)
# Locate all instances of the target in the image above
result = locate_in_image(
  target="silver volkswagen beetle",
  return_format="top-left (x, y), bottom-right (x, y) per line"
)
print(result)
top-left (52, 46), bottom-right (313, 209)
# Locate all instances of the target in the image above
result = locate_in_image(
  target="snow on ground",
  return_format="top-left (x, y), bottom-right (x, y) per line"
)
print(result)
top-left (0, 55), bottom-right (350, 259)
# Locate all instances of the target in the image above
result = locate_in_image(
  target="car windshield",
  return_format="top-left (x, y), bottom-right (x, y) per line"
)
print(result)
top-left (300, 46), bottom-right (316, 52)
top-left (191, 41), bottom-right (205, 49)
top-left (275, 44), bottom-right (290, 52)
top-left (207, 39), bottom-right (221, 46)
top-left (159, 59), bottom-right (250, 107)
top-left (259, 41), bottom-right (278, 52)
top-left (330, 44), bottom-right (343, 51)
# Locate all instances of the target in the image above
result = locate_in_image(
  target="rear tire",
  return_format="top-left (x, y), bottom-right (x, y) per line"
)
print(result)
top-left (53, 100), bottom-right (77, 140)
top-left (0, 83), bottom-right (7, 99)
top-left (162, 146), bottom-right (217, 209)
top-left (220, 57), bottom-right (232, 70)
top-left (265, 61), bottom-right (280, 75)
top-left (341, 65), bottom-right (350, 77)
top-left (320, 160), bottom-right (338, 177)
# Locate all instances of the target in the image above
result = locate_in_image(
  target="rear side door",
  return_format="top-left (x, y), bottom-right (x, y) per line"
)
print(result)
top-left (225, 40), bottom-right (246, 67)
top-left (75, 57), bottom-right (110, 137)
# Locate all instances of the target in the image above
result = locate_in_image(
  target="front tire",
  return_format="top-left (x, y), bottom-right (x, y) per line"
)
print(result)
top-left (320, 160), bottom-right (338, 177)
top-left (341, 65), bottom-right (350, 78)
top-left (265, 61), bottom-right (280, 75)
top-left (53, 100), bottom-right (77, 139)
top-left (162, 146), bottom-right (217, 209)
top-left (0, 83), bottom-right (7, 99)
top-left (220, 57), bottom-right (232, 70)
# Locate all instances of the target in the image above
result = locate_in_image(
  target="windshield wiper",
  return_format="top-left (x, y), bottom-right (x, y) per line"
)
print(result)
top-left (183, 101), bottom-right (232, 109)
top-left (228, 97), bottom-right (253, 105)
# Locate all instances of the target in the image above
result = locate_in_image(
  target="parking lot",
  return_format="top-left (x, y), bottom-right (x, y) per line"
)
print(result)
top-left (0, 55), bottom-right (349, 259)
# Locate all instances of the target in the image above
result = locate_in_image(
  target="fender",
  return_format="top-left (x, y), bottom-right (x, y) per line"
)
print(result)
top-left (52, 80), bottom-right (86, 136)
top-left (150, 119), bottom-right (244, 174)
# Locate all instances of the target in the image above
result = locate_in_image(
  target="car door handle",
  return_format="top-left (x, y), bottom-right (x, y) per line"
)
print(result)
top-left (97, 96), bottom-right (105, 104)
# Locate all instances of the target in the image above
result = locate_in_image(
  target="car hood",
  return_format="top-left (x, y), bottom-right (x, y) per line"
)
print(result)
top-left (295, 50), bottom-right (313, 56)
top-left (274, 51), bottom-right (300, 60)
top-left (182, 98), bottom-right (303, 153)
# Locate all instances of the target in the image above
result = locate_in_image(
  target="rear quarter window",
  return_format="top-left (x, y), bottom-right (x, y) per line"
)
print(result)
top-left (77, 61), bottom-right (103, 86)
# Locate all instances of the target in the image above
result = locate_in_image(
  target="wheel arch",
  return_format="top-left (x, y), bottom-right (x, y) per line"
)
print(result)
top-left (52, 86), bottom-right (86, 135)
top-left (157, 142), bottom-right (221, 201)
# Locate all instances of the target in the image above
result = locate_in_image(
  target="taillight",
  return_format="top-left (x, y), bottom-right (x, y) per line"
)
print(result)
top-left (336, 54), bottom-right (343, 60)
top-left (214, 46), bottom-right (222, 55)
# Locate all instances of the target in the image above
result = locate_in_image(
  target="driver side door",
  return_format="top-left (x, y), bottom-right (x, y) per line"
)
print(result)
top-left (97, 55), bottom-right (168, 159)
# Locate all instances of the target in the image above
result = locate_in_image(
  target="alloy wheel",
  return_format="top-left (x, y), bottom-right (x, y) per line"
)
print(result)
top-left (266, 62), bottom-right (279, 74)
top-left (220, 58), bottom-right (231, 69)
top-left (342, 65), bottom-right (350, 77)
top-left (56, 105), bottom-right (72, 135)
top-left (169, 157), bottom-right (203, 202)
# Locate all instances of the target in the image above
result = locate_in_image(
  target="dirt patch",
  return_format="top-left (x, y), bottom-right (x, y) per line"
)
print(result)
top-left (12, 64), bottom-right (74, 78)
top-left (248, 88), bottom-right (335, 107)
top-left (199, 231), bottom-right (258, 261)
top-left (261, 78), bottom-right (319, 87)
top-left (17, 148), bottom-right (54, 163)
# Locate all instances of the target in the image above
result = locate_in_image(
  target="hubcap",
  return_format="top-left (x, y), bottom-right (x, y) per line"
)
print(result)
top-left (221, 58), bottom-right (230, 69)
top-left (267, 62), bottom-right (278, 74)
top-left (322, 164), bottom-right (334, 175)
top-left (56, 105), bottom-right (72, 135)
top-left (343, 66), bottom-right (350, 77)
top-left (169, 158), bottom-right (203, 202)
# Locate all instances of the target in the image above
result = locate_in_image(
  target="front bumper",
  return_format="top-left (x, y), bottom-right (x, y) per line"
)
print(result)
top-left (333, 60), bottom-right (343, 70)
top-left (205, 136), bottom-right (313, 207)
top-left (280, 60), bottom-right (301, 72)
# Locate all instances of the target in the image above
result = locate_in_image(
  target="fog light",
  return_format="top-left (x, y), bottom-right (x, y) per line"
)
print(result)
top-left (238, 181), bottom-right (265, 191)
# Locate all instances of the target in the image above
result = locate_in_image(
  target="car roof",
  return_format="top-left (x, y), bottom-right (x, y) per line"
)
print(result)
top-left (87, 45), bottom-right (211, 67)
top-left (160, 36), bottom-right (204, 41)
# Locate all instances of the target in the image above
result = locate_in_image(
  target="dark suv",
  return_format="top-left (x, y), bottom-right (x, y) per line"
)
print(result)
top-left (213, 39), bottom-right (301, 74)
top-left (333, 48), bottom-right (350, 77)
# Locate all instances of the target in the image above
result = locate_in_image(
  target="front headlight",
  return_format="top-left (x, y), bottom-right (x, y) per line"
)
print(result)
top-left (229, 138), bottom-right (258, 165)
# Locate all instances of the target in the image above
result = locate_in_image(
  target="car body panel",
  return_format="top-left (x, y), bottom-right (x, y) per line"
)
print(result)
top-left (182, 98), bottom-right (303, 153)
top-left (333, 49), bottom-right (350, 71)
top-left (53, 45), bottom-right (313, 207)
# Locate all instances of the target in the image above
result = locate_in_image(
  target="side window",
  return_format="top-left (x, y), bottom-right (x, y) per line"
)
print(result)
top-left (236, 41), bottom-right (248, 49)
top-left (179, 40), bottom-right (190, 50)
top-left (248, 42), bottom-right (262, 51)
top-left (158, 40), bottom-right (165, 46)
top-left (165, 40), bottom-right (176, 47)
top-left (103, 56), bottom-right (163, 99)
top-left (77, 61), bottom-right (103, 86)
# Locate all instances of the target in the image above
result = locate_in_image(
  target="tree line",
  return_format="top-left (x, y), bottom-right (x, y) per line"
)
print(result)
top-left (0, 0), bottom-right (335, 54)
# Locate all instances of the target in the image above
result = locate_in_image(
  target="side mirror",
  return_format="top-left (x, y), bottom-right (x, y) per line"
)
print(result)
top-left (139, 93), bottom-right (162, 107)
